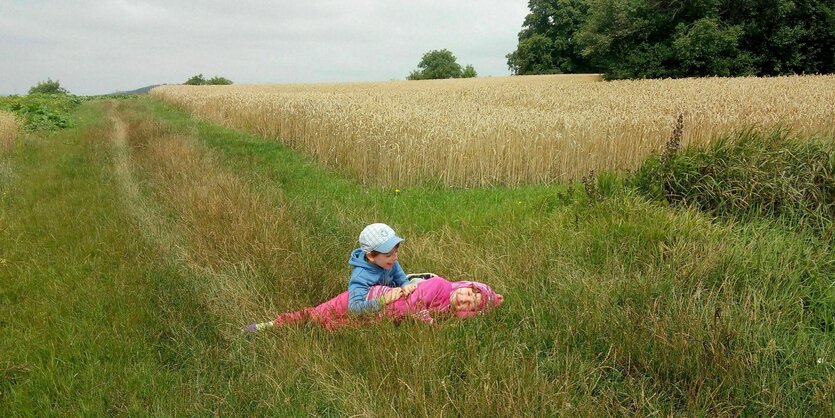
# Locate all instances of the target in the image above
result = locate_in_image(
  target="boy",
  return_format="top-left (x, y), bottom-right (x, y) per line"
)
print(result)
top-left (347, 223), bottom-right (417, 315)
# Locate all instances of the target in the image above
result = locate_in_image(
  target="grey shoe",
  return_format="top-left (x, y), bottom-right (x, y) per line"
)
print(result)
top-left (243, 321), bottom-right (274, 333)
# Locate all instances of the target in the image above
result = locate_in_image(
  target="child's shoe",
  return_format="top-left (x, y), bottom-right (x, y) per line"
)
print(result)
top-left (243, 321), bottom-right (274, 333)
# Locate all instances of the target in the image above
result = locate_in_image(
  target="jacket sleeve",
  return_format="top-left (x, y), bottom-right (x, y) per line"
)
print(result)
top-left (348, 275), bottom-right (382, 315)
top-left (392, 263), bottom-right (409, 287)
top-left (386, 278), bottom-right (444, 319)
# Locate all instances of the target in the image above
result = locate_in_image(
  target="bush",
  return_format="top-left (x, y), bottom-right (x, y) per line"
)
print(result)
top-left (0, 94), bottom-right (82, 131)
top-left (633, 128), bottom-right (835, 241)
top-left (207, 76), bottom-right (233, 85)
top-left (184, 74), bottom-right (233, 85)
top-left (28, 79), bottom-right (69, 95)
top-left (184, 74), bottom-right (206, 85)
top-left (407, 49), bottom-right (477, 80)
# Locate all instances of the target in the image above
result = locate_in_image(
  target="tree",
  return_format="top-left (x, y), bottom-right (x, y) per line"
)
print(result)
top-left (407, 49), bottom-right (476, 80)
top-left (574, 0), bottom-right (733, 79)
top-left (721, 0), bottom-right (835, 75)
top-left (507, 34), bottom-right (556, 75)
top-left (184, 74), bottom-right (233, 85)
top-left (184, 74), bottom-right (207, 85)
top-left (28, 78), bottom-right (69, 95)
top-left (509, 0), bottom-right (833, 79)
top-left (671, 18), bottom-right (754, 77)
top-left (574, 0), bottom-right (834, 79)
top-left (507, 0), bottom-right (597, 75)
top-left (575, 0), bottom-right (682, 79)
top-left (206, 76), bottom-right (233, 85)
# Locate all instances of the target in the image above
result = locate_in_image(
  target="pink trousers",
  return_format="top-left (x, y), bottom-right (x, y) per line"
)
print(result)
top-left (274, 291), bottom-right (356, 330)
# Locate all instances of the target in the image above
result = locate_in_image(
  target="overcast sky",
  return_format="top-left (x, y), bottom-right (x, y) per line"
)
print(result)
top-left (0, 0), bottom-right (529, 95)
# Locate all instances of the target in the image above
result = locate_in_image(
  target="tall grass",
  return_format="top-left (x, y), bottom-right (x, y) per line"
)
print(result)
top-left (635, 128), bottom-right (835, 242)
top-left (112, 100), bottom-right (321, 327)
top-left (151, 74), bottom-right (835, 187)
top-left (0, 111), bottom-right (19, 151)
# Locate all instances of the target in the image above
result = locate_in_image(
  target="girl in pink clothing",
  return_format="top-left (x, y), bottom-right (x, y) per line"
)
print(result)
top-left (245, 276), bottom-right (503, 332)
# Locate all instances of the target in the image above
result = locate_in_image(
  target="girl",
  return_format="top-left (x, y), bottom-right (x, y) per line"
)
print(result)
top-left (245, 276), bottom-right (503, 332)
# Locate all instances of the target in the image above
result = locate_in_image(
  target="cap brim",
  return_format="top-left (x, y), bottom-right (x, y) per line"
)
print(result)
top-left (375, 236), bottom-right (403, 253)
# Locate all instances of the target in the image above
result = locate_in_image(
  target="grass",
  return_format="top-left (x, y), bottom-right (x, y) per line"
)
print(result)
top-left (0, 111), bottom-right (19, 151)
top-left (0, 103), bottom-right (193, 413)
top-left (1, 97), bottom-right (832, 415)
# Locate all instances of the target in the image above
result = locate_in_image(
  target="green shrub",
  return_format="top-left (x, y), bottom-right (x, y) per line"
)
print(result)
top-left (0, 94), bottom-right (82, 131)
top-left (184, 74), bottom-right (206, 85)
top-left (183, 74), bottom-right (233, 85)
top-left (28, 78), bottom-right (70, 95)
top-left (633, 128), bottom-right (835, 241)
top-left (407, 49), bottom-right (477, 80)
top-left (206, 76), bottom-right (233, 85)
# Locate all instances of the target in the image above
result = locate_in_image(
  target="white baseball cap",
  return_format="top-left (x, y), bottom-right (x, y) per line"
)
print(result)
top-left (359, 223), bottom-right (404, 253)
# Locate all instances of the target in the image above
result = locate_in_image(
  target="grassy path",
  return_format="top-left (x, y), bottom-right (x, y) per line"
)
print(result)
top-left (0, 102), bottom-right (289, 414)
top-left (0, 103), bottom-right (194, 413)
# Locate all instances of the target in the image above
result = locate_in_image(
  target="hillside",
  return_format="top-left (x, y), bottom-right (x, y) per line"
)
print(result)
top-left (109, 84), bottom-right (163, 96)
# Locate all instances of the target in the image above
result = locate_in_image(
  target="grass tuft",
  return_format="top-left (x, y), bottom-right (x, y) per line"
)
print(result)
top-left (634, 128), bottom-right (835, 242)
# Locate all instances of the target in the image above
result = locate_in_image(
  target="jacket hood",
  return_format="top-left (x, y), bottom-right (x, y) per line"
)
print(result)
top-left (450, 280), bottom-right (503, 317)
top-left (348, 248), bottom-right (382, 271)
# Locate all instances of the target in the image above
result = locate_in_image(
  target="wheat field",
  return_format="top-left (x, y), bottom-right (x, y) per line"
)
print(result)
top-left (0, 111), bottom-right (20, 151)
top-left (151, 74), bottom-right (835, 187)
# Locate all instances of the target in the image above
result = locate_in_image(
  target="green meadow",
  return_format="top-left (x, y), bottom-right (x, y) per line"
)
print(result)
top-left (1, 98), bottom-right (832, 416)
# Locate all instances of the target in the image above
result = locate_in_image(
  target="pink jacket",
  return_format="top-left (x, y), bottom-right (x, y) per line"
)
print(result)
top-left (382, 277), bottom-right (453, 323)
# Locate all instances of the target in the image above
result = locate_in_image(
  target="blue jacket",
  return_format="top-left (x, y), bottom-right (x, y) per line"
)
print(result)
top-left (347, 248), bottom-right (408, 315)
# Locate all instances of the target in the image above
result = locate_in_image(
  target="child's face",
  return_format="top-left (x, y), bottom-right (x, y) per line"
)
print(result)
top-left (450, 287), bottom-right (483, 312)
top-left (366, 246), bottom-right (398, 270)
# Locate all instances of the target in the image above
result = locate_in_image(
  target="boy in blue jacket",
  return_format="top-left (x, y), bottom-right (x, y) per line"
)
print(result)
top-left (347, 223), bottom-right (417, 315)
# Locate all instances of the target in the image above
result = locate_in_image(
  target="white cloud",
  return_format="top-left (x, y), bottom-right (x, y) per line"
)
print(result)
top-left (0, 0), bottom-right (528, 95)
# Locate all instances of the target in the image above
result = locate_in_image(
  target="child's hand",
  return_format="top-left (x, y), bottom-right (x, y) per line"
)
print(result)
top-left (380, 288), bottom-right (405, 305)
top-left (401, 283), bottom-right (418, 296)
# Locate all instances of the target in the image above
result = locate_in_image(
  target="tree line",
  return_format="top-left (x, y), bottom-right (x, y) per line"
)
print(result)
top-left (507, 0), bottom-right (835, 79)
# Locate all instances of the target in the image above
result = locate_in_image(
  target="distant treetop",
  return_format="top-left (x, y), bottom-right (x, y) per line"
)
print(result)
top-left (28, 79), bottom-right (70, 95)
top-left (407, 49), bottom-right (477, 80)
top-left (184, 74), bottom-right (233, 85)
top-left (507, 0), bottom-right (835, 79)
